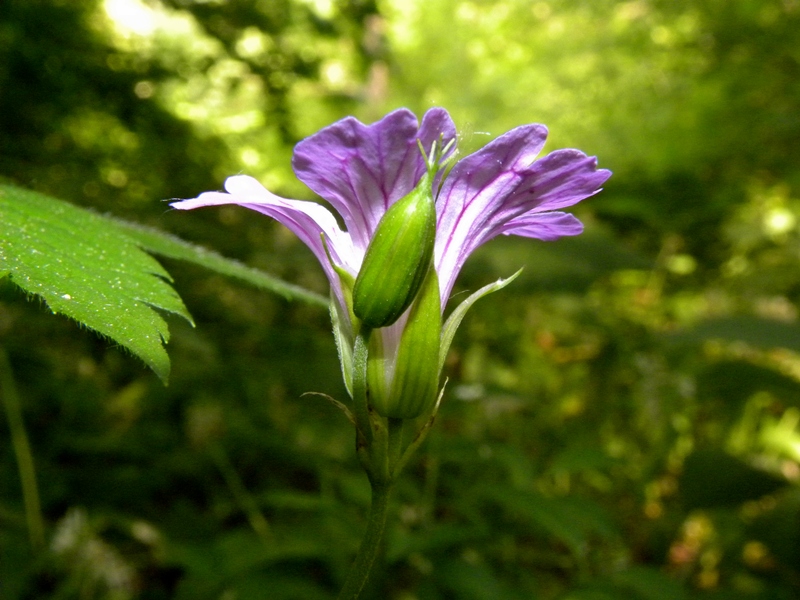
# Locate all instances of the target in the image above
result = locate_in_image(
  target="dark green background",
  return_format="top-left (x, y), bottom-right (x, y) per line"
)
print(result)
top-left (2, 0), bottom-right (800, 598)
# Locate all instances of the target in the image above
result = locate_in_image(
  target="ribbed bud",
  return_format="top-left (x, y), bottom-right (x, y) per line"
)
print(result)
top-left (353, 172), bottom-right (436, 328)
top-left (368, 268), bottom-right (441, 419)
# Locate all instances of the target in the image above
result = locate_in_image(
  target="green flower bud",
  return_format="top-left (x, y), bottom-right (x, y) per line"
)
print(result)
top-left (368, 268), bottom-right (441, 419)
top-left (353, 171), bottom-right (436, 328)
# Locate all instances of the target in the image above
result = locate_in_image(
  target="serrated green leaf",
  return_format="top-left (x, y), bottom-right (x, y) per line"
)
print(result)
top-left (113, 218), bottom-right (329, 309)
top-left (0, 184), bottom-right (193, 383)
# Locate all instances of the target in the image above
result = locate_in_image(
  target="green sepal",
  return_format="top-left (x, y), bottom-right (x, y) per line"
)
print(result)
top-left (331, 289), bottom-right (355, 397)
top-left (321, 234), bottom-right (360, 397)
top-left (439, 269), bottom-right (523, 372)
top-left (369, 268), bottom-right (441, 419)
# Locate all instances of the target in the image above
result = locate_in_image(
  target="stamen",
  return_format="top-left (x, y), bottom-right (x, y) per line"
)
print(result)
top-left (416, 135), bottom-right (458, 178)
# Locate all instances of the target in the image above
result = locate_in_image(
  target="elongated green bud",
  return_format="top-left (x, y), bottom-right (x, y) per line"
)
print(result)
top-left (353, 171), bottom-right (436, 328)
top-left (368, 268), bottom-right (441, 419)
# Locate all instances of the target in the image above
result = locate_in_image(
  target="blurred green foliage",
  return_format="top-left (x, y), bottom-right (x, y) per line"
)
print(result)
top-left (2, 0), bottom-right (800, 598)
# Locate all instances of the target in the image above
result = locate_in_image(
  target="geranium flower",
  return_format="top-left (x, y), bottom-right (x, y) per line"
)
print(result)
top-left (172, 107), bottom-right (610, 418)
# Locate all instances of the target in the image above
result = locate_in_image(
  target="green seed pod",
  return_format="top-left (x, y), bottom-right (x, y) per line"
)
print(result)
top-left (353, 173), bottom-right (436, 329)
top-left (368, 268), bottom-right (441, 419)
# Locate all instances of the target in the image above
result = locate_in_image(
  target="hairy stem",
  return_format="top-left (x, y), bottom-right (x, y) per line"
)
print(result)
top-left (337, 481), bottom-right (392, 600)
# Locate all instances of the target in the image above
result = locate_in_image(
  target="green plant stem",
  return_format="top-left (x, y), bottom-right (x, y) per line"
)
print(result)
top-left (0, 347), bottom-right (45, 550)
top-left (208, 443), bottom-right (272, 541)
top-left (337, 481), bottom-right (393, 600)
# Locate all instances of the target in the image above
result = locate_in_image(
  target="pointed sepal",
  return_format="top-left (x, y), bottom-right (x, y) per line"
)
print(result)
top-left (439, 269), bottom-right (523, 372)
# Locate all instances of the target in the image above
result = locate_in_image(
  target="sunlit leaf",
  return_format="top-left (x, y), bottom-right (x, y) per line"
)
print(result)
top-left (0, 184), bottom-right (192, 383)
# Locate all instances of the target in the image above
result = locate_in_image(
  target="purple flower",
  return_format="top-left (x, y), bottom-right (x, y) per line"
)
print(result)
top-left (172, 108), bottom-right (610, 412)
top-left (172, 107), bottom-right (609, 314)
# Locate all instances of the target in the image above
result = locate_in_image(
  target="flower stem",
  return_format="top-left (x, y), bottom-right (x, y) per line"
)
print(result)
top-left (337, 481), bottom-right (393, 600)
